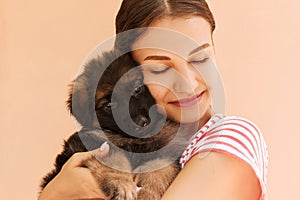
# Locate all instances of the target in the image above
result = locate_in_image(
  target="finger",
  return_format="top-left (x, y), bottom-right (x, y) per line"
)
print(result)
top-left (91, 141), bottom-right (110, 160)
top-left (63, 142), bottom-right (110, 169)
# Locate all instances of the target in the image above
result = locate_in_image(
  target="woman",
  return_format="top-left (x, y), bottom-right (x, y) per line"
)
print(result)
top-left (38, 0), bottom-right (268, 199)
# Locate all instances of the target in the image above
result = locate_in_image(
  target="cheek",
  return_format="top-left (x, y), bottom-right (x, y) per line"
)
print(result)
top-left (193, 59), bottom-right (218, 88)
top-left (147, 84), bottom-right (168, 104)
top-left (142, 70), bottom-right (176, 104)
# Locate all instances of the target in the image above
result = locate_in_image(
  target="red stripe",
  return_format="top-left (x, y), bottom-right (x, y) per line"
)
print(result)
top-left (233, 118), bottom-right (266, 179)
top-left (204, 134), bottom-right (258, 166)
top-left (209, 118), bottom-right (266, 181)
top-left (192, 115), bottom-right (222, 143)
top-left (190, 140), bottom-right (247, 160)
top-left (190, 118), bottom-right (260, 165)
top-left (199, 121), bottom-right (260, 162)
top-left (215, 115), bottom-right (223, 120)
top-left (194, 148), bottom-right (253, 168)
top-left (189, 147), bottom-right (266, 198)
top-left (208, 127), bottom-right (258, 162)
top-left (229, 118), bottom-right (266, 180)
top-left (181, 115), bottom-right (267, 188)
top-left (224, 120), bottom-right (260, 151)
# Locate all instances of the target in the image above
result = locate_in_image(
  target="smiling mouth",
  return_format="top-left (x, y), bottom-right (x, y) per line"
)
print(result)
top-left (170, 91), bottom-right (205, 107)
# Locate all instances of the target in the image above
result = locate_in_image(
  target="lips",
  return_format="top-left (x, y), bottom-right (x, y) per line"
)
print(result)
top-left (170, 91), bottom-right (205, 107)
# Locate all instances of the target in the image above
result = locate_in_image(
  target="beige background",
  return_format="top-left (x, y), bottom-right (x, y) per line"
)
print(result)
top-left (1, 0), bottom-right (299, 199)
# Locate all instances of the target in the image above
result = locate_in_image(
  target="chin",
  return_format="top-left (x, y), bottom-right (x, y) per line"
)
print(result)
top-left (180, 114), bottom-right (202, 124)
top-left (170, 104), bottom-right (212, 124)
top-left (168, 111), bottom-right (202, 124)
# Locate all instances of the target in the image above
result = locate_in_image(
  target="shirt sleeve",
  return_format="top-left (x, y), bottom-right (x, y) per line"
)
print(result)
top-left (181, 116), bottom-right (269, 199)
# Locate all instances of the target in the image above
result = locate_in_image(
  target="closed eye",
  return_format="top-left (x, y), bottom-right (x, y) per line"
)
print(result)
top-left (150, 66), bottom-right (170, 74)
top-left (190, 57), bottom-right (210, 64)
top-left (142, 63), bottom-right (170, 75)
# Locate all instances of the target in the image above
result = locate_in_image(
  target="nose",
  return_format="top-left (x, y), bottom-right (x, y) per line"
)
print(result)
top-left (173, 63), bottom-right (199, 94)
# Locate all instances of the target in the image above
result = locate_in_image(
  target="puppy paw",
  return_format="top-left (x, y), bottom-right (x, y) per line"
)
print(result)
top-left (137, 188), bottom-right (160, 200)
top-left (82, 152), bottom-right (137, 200)
top-left (134, 158), bottom-right (181, 200)
top-left (101, 176), bottom-right (137, 200)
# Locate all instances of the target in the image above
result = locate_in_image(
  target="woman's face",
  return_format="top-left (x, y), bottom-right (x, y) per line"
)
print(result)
top-left (132, 16), bottom-right (215, 124)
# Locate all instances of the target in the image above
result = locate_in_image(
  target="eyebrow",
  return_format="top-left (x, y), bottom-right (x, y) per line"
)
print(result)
top-left (188, 43), bottom-right (210, 56)
top-left (143, 43), bottom-right (210, 61)
top-left (144, 55), bottom-right (171, 61)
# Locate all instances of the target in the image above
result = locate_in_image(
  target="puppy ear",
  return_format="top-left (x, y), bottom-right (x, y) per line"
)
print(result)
top-left (68, 73), bottom-right (97, 128)
top-left (66, 80), bottom-right (74, 115)
top-left (67, 50), bottom-right (121, 129)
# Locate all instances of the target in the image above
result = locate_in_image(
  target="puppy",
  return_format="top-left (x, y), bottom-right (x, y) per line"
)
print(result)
top-left (40, 51), bottom-right (188, 200)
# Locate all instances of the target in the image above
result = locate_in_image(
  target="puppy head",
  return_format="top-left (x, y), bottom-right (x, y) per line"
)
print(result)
top-left (95, 53), bottom-right (165, 137)
top-left (67, 51), bottom-right (164, 137)
top-left (67, 51), bottom-right (118, 129)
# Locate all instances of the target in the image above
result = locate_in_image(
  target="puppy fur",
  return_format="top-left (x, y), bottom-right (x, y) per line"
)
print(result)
top-left (40, 51), bottom-right (188, 200)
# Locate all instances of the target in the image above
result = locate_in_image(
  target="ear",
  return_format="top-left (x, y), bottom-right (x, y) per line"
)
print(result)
top-left (66, 74), bottom-right (96, 128)
top-left (66, 80), bottom-right (74, 115)
top-left (67, 50), bottom-right (122, 129)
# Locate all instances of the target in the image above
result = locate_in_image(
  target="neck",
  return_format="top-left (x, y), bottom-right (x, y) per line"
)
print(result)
top-left (182, 107), bottom-right (214, 139)
top-left (198, 106), bottom-right (214, 130)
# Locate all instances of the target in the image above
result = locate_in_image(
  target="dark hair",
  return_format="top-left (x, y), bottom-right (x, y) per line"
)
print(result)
top-left (115, 0), bottom-right (215, 51)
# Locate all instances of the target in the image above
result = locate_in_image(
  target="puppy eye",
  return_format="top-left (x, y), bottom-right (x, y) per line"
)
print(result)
top-left (133, 85), bottom-right (143, 96)
top-left (103, 101), bottom-right (117, 111)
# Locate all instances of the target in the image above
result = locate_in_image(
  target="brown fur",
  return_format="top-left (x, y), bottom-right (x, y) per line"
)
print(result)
top-left (40, 51), bottom-right (188, 200)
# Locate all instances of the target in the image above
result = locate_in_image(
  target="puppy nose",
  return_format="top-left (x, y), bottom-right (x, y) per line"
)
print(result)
top-left (135, 115), bottom-right (150, 127)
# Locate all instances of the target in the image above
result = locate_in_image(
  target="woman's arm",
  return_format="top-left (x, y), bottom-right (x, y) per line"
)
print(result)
top-left (38, 144), bottom-right (110, 200)
top-left (161, 151), bottom-right (261, 200)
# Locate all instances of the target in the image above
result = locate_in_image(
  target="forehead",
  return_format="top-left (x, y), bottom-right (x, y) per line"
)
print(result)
top-left (132, 16), bottom-right (213, 58)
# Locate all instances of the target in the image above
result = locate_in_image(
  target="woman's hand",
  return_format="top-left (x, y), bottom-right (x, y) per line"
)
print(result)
top-left (38, 142), bottom-right (110, 200)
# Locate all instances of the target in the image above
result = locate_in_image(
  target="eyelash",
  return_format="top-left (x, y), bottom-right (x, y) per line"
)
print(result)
top-left (190, 57), bottom-right (210, 64)
top-left (148, 57), bottom-right (210, 75)
top-left (150, 67), bottom-right (170, 74)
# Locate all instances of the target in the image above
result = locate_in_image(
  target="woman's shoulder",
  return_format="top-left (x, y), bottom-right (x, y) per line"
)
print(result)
top-left (208, 114), bottom-right (262, 134)
top-left (219, 114), bottom-right (262, 134)
top-left (200, 114), bottom-right (266, 149)
top-left (181, 113), bottom-right (268, 170)
top-left (211, 114), bottom-right (265, 147)
top-left (180, 113), bottom-right (269, 199)
top-left (166, 151), bottom-right (263, 200)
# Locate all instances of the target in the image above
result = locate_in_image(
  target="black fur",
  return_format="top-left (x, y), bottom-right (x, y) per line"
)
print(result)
top-left (40, 51), bottom-right (188, 200)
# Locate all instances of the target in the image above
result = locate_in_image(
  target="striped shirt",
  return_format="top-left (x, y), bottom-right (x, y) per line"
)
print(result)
top-left (180, 114), bottom-right (268, 200)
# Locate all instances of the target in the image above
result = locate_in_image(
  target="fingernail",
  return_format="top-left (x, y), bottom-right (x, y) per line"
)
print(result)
top-left (99, 141), bottom-right (108, 152)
